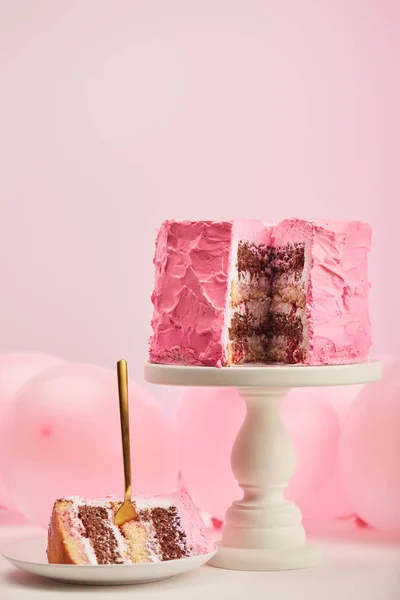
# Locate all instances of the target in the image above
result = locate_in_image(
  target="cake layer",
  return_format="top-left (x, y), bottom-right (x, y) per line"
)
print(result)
top-left (140, 506), bottom-right (187, 560)
top-left (78, 505), bottom-right (124, 564)
top-left (47, 492), bottom-right (214, 565)
top-left (149, 219), bottom-right (371, 366)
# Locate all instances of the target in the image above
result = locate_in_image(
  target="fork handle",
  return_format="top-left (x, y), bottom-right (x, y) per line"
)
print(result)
top-left (117, 360), bottom-right (132, 503)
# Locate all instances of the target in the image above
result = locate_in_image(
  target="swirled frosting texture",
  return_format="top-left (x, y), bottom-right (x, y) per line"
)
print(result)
top-left (150, 220), bottom-right (233, 366)
top-left (150, 219), bottom-right (372, 366)
top-left (273, 219), bottom-right (371, 364)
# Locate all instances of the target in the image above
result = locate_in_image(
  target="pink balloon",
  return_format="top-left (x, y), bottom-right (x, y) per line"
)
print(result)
top-left (340, 359), bottom-right (400, 535)
top-left (312, 356), bottom-right (398, 521)
top-left (0, 353), bottom-right (66, 509)
top-left (0, 363), bottom-right (178, 528)
top-left (152, 386), bottom-right (188, 420)
top-left (177, 388), bottom-right (245, 520)
top-left (324, 385), bottom-right (364, 424)
top-left (324, 355), bottom-right (397, 424)
top-left (282, 389), bottom-right (343, 520)
top-left (177, 387), bottom-right (342, 521)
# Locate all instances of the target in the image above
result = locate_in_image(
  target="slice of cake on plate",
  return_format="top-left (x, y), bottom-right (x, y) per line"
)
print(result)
top-left (149, 218), bottom-right (371, 366)
top-left (47, 492), bottom-right (214, 564)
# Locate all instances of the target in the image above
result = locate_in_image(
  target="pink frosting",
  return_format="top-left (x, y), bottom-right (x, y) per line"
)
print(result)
top-left (150, 220), bottom-right (233, 366)
top-left (169, 491), bottom-right (216, 555)
top-left (150, 218), bottom-right (372, 366)
top-left (273, 219), bottom-right (372, 364)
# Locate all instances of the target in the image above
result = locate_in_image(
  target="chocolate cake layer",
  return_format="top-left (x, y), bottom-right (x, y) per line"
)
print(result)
top-left (237, 242), bottom-right (305, 277)
top-left (230, 241), bottom-right (307, 364)
top-left (230, 241), bottom-right (273, 363)
top-left (229, 312), bottom-right (270, 339)
top-left (139, 507), bottom-right (188, 561)
top-left (267, 313), bottom-right (303, 342)
top-left (78, 505), bottom-right (123, 565)
top-left (271, 243), bottom-right (305, 275)
top-left (237, 242), bottom-right (273, 276)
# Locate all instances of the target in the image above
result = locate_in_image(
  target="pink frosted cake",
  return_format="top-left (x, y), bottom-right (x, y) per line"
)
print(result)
top-left (149, 218), bottom-right (371, 366)
top-left (47, 492), bottom-right (214, 564)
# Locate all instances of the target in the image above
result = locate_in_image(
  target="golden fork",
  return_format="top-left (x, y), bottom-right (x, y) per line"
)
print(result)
top-left (114, 359), bottom-right (138, 526)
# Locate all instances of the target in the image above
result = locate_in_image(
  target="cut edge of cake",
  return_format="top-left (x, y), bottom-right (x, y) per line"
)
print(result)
top-left (47, 492), bottom-right (215, 565)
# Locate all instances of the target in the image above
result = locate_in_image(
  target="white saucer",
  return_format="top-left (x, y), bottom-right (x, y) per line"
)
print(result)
top-left (2, 537), bottom-right (217, 585)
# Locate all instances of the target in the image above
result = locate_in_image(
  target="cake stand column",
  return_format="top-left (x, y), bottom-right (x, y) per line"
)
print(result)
top-left (209, 387), bottom-right (321, 571)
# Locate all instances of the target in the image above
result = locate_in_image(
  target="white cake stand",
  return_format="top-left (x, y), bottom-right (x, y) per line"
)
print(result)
top-left (144, 360), bottom-right (381, 572)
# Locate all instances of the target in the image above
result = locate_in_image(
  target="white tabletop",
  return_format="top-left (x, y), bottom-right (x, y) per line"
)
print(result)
top-left (1, 514), bottom-right (399, 600)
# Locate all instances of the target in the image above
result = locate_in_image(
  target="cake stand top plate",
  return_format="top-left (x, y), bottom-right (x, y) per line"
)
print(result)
top-left (144, 360), bottom-right (381, 388)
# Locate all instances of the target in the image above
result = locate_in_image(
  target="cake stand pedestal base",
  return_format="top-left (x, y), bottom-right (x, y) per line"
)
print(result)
top-left (209, 385), bottom-right (321, 571)
top-left (144, 361), bottom-right (381, 572)
top-left (210, 544), bottom-right (321, 571)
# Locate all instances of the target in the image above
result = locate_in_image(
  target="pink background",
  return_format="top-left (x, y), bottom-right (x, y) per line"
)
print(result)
top-left (0, 1), bottom-right (398, 387)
